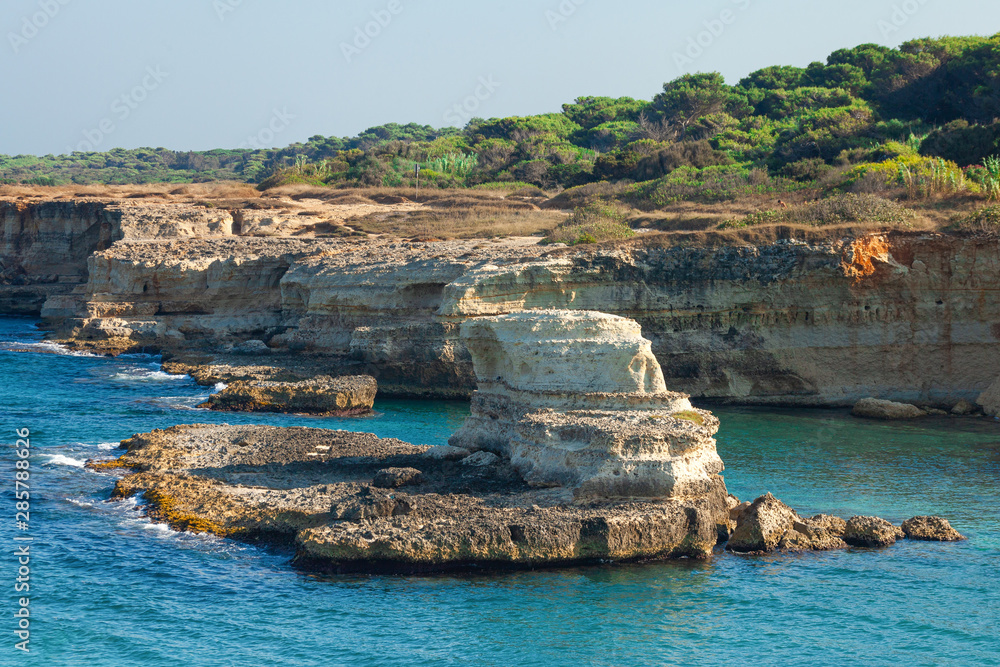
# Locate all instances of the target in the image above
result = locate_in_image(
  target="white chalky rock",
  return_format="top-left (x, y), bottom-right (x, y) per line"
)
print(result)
top-left (449, 310), bottom-right (726, 501)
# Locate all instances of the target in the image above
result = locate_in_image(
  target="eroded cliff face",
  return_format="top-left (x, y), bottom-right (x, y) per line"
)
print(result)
top-left (1, 200), bottom-right (239, 316)
top-left (16, 208), bottom-right (999, 407)
top-left (0, 201), bottom-right (118, 314)
top-left (440, 235), bottom-right (1000, 405)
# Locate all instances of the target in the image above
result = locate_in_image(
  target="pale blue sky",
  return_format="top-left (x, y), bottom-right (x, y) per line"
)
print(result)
top-left (2, 0), bottom-right (998, 155)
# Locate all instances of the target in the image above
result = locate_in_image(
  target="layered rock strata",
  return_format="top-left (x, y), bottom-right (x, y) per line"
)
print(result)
top-left (202, 375), bottom-right (377, 415)
top-left (35, 229), bottom-right (1000, 407)
top-left (448, 311), bottom-right (727, 506)
top-left (92, 424), bottom-right (726, 573)
top-left (1, 200), bottom-right (244, 316)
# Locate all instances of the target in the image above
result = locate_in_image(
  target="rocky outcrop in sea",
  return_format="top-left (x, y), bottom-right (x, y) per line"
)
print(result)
top-left (90, 311), bottom-right (733, 571)
top-left (202, 375), bottom-right (377, 415)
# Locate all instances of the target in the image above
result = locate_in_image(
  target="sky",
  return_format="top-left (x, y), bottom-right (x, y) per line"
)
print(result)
top-left (1, 0), bottom-right (998, 156)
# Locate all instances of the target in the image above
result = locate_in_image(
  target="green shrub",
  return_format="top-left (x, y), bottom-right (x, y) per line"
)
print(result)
top-left (545, 200), bottom-right (635, 245)
top-left (781, 158), bottom-right (831, 182)
top-left (980, 156), bottom-right (1000, 201)
top-left (722, 193), bottom-right (915, 228)
top-left (627, 164), bottom-right (800, 208)
top-left (951, 205), bottom-right (1000, 234)
top-left (841, 155), bottom-right (967, 198)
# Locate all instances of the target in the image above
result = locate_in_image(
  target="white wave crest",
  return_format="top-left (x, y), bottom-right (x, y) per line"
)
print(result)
top-left (110, 369), bottom-right (188, 382)
top-left (44, 454), bottom-right (86, 468)
top-left (1, 341), bottom-right (98, 357)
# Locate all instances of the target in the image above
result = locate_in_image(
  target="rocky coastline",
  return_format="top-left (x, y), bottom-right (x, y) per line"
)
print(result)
top-left (3, 198), bottom-right (999, 408)
top-left (3, 195), bottom-right (987, 573)
top-left (85, 309), bottom-right (970, 573)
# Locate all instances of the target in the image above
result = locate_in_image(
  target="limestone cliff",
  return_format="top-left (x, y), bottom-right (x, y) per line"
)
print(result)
top-left (2, 200), bottom-right (240, 316)
top-left (1, 199), bottom-right (994, 407)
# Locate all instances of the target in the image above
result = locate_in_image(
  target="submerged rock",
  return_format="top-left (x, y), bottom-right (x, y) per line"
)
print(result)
top-left (843, 516), bottom-right (904, 547)
top-left (901, 516), bottom-right (966, 541)
top-left (851, 398), bottom-right (926, 420)
top-left (201, 375), bottom-right (377, 415)
top-left (95, 424), bottom-right (726, 573)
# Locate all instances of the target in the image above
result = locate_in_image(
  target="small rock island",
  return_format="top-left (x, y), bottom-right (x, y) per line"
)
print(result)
top-left (91, 309), bottom-right (966, 573)
top-left (94, 310), bottom-right (733, 572)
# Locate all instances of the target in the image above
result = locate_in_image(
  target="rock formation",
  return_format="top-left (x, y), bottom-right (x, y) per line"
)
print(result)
top-left (90, 424), bottom-right (728, 573)
top-left (5, 200), bottom-right (993, 410)
top-left (202, 375), bottom-right (377, 415)
top-left (901, 516), bottom-right (966, 541)
top-left (448, 310), bottom-right (727, 502)
top-left (978, 377), bottom-right (1000, 417)
top-left (725, 495), bottom-right (963, 553)
top-left (843, 516), bottom-right (905, 547)
top-left (852, 398), bottom-right (926, 420)
top-left (727, 494), bottom-right (848, 552)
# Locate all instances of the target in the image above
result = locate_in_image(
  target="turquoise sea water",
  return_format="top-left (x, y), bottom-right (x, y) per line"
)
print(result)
top-left (0, 315), bottom-right (998, 666)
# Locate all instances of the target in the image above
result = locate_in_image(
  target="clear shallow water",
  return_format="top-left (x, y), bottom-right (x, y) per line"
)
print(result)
top-left (0, 316), bottom-right (997, 666)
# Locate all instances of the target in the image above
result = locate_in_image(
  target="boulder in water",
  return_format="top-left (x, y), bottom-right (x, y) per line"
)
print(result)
top-left (852, 398), bottom-right (925, 420)
top-left (951, 399), bottom-right (978, 416)
top-left (901, 516), bottom-right (966, 541)
top-left (978, 377), bottom-right (1000, 417)
top-left (727, 493), bottom-right (799, 552)
top-left (843, 516), bottom-right (904, 547)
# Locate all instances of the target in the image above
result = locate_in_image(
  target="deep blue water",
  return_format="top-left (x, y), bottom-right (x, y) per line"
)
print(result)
top-left (0, 315), bottom-right (998, 666)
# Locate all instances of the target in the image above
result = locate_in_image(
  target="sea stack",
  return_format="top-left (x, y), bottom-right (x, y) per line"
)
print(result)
top-left (449, 310), bottom-right (727, 501)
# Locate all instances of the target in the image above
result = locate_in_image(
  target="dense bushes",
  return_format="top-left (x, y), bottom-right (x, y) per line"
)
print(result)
top-left (920, 120), bottom-right (1000, 166)
top-left (722, 193), bottom-right (916, 228)
top-left (951, 205), bottom-right (1000, 234)
top-left (626, 164), bottom-right (799, 208)
top-left (6, 33), bottom-right (1000, 207)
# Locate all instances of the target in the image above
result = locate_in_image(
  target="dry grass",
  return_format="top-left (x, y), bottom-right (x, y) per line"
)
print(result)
top-left (259, 184), bottom-right (523, 204)
top-left (2, 184), bottom-right (994, 245)
top-left (347, 207), bottom-right (566, 240)
top-left (0, 181), bottom-right (260, 201)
